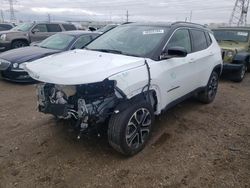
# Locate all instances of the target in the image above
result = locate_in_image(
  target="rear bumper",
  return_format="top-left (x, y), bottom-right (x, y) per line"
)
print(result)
top-left (1, 69), bottom-right (35, 82)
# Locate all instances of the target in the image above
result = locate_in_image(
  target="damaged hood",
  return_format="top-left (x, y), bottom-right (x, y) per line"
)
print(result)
top-left (25, 49), bottom-right (145, 85)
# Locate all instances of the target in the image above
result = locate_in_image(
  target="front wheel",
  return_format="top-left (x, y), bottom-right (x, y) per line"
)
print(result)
top-left (108, 101), bottom-right (155, 156)
top-left (11, 40), bottom-right (28, 49)
top-left (196, 71), bottom-right (219, 104)
top-left (232, 64), bottom-right (247, 82)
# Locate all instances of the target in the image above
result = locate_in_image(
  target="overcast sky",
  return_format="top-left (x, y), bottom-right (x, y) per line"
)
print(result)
top-left (0, 0), bottom-right (244, 23)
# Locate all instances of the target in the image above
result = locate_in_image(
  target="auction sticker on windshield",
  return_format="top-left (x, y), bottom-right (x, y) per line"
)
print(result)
top-left (143, 29), bottom-right (165, 35)
top-left (237, 32), bottom-right (248, 36)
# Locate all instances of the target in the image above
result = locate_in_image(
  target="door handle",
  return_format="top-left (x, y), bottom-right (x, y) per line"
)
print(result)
top-left (189, 58), bottom-right (196, 63)
top-left (208, 52), bottom-right (214, 56)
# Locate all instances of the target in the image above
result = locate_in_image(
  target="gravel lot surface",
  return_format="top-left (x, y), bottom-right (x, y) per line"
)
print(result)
top-left (0, 75), bottom-right (249, 188)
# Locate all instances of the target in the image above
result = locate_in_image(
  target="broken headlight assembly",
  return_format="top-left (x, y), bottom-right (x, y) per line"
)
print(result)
top-left (37, 80), bottom-right (122, 137)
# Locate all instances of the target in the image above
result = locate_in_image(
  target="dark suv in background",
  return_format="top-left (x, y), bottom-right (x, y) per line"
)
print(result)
top-left (0, 22), bottom-right (77, 51)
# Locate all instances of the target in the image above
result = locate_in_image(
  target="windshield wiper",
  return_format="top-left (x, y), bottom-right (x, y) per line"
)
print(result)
top-left (93, 49), bottom-right (123, 54)
top-left (86, 48), bottom-right (141, 57)
top-left (39, 46), bottom-right (51, 49)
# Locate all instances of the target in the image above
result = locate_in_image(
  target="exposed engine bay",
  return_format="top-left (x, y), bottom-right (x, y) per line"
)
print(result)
top-left (37, 79), bottom-right (122, 137)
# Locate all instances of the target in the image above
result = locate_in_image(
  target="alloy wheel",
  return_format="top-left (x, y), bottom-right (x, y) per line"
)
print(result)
top-left (240, 65), bottom-right (247, 79)
top-left (208, 74), bottom-right (218, 100)
top-left (126, 108), bottom-right (152, 149)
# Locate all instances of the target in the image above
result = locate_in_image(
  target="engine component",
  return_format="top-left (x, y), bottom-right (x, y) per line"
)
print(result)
top-left (37, 80), bottom-right (118, 125)
top-left (77, 99), bottom-right (88, 118)
top-left (76, 79), bottom-right (115, 102)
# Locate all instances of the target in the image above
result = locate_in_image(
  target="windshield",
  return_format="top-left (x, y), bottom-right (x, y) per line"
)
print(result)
top-left (97, 25), bottom-right (117, 33)
top-left (213, 30), bottom-right (249, 42)
top-left (87, 25), bottom-right (169, 57)
top-left (11, 23), bottom-right (33, 32)
top-left (39, 34), bottom-right (75, 50)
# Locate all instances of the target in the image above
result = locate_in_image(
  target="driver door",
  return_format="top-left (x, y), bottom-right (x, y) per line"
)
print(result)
top-left (29, 24), bottom-right (50, 42)
top-left (154, 29), bottom-right (198, 106)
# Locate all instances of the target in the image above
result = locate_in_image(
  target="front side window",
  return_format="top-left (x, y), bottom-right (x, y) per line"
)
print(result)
top-left (62, 24), bottom-right (76, 31)
top-left (47, 24), bottom-right (62, 32)
top-left (39, 34), bottom-right (74, 50)
top-left (166, 29), bottom-right (191, 53)
top-left (73, 36), bottom-right (92, 49)
top-left (191, 30), bottom-right (208, 52)
top-left (33, 24), bottom-right (47, 32)
top-left (87, 25), bottom-right (169, 57)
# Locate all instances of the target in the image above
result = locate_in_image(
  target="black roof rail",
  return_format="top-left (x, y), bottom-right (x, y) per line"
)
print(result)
top-left (171, 21), bottom-right (207, 28)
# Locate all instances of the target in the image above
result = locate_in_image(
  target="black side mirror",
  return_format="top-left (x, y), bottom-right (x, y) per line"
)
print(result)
top-left (88, 27), bottom-right (96, 31)
top-left (32, 28), bottom-right (40, 34)
top-left (160, 46), bottom-right (188, 60)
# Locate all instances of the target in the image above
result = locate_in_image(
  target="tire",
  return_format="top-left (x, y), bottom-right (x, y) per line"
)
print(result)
top-left (232, 64), bottom-right (247, 82)
top-left (11, 40), bottom-right (28, 49)
top-left (108, 100), bottom-right (155, 156)
top-left (196, 71), bottom-right (219, 104)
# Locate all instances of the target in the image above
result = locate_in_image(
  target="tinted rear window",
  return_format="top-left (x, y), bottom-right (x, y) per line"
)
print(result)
top-left (191, 30), bottom-right (208, 52)
top-left (47, 24), bottom-right (62, 32)
top-left (62, 24), bottom-right (76, 31)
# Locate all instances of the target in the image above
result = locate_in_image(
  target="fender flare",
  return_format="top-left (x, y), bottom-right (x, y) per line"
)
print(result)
top-left (213, 64), bottom-right (223, 76)
top-left (115, 89), bottom-right (160, 114)
top-left (233, 52), bottom-right (250, 65)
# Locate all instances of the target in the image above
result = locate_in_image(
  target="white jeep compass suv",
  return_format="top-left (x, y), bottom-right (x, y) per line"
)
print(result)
top-left (25, 22), bottom-right (223, 156)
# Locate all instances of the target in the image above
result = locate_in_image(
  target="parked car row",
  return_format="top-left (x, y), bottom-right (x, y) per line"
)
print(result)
top-left (0, 21), bottom-right (248, 156)
top-left (0, 31), bottom-right (100, 82)
top-left (0, 22), bottom-right (77, 51)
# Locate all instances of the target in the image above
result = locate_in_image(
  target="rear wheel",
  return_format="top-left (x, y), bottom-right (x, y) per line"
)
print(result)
top-left (196, 71), bottom-right (219, 104)
top-left (108, 100), bottom-right (154, 156)
top-left (11, 40), bottom-right (28, 49)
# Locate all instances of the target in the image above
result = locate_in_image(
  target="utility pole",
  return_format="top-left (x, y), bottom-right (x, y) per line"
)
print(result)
top-left (0, 10), bottom-right (4, 23)
top-left (189, 10), bottom-right (193, 22)
top-left (47, 13), bottom-right (51, 22)
top-left (229, 0), bottom-right (250, 26)
top-left (126, 10), bottom-right (129, 22)
top-left (8, 0), bottom-right (16, 22)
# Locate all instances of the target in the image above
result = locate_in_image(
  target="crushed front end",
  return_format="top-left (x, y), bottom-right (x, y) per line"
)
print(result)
top-left (37, 80), bottom-right (122, 137)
